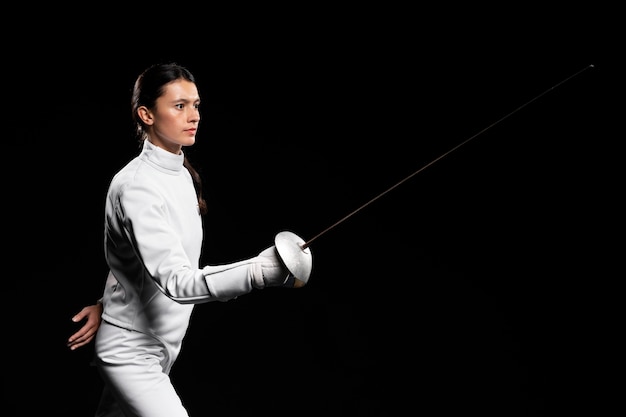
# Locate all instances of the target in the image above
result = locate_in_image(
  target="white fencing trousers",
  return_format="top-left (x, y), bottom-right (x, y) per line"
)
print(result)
top-left (93, 321), bottom-right (189, 417)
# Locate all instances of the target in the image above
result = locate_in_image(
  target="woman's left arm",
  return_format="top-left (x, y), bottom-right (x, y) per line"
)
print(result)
top-left (67, 301), bottom-right (103, 350)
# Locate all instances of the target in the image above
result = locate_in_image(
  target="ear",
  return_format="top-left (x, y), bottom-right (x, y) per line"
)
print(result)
top-left (137, 106), bottom-right (154, 125)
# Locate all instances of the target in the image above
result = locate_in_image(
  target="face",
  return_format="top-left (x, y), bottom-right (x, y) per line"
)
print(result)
top-left (139, 79), bottom-right (201, 154)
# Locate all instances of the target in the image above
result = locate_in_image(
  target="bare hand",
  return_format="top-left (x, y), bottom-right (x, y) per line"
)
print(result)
top-left (67, 303), bottom-right (103, 350)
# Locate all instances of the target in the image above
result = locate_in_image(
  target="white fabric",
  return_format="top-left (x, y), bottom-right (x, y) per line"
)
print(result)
top-left (95, 140), bottom-right (273, 416)
top-left (94, 321), bottom-right (189, 417)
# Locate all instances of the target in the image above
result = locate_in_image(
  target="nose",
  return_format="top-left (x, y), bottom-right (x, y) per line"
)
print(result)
top-left (188, 108), bottom-right (200, 123)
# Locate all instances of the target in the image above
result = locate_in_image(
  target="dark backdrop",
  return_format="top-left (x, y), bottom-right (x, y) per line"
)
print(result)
top-left (6, 8), bottom-right (620, 417)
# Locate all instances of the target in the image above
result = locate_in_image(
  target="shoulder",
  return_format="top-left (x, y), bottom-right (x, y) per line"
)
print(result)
top-left (108, 158), bottom-right (163, 204)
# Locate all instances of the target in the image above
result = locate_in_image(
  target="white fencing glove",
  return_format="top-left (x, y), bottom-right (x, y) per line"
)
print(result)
top-left (251, 245), bottom-right (296, 289)
top-left (201, 245), bottom-right (296, 301)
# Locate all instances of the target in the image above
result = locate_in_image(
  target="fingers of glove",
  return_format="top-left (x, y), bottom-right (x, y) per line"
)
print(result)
top-left (262, 262), bottom-right (291, 287)
top-left (258, 246), bottom-right (291, 287)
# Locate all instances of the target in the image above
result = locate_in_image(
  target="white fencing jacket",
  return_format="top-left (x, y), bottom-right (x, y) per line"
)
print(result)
top-left (100, 140), bottom-right (260, 352)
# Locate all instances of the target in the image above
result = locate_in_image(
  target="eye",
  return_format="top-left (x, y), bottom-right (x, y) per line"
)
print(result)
top-left (175, 104), bottom-right (184, 109)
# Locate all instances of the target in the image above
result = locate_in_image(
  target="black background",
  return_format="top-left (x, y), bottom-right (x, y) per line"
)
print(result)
top-left (5, 7), bottom-right (621, 417)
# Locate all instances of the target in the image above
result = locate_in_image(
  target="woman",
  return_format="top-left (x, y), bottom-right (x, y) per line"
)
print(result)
top-left (67, 62), bottom-right (303, 417)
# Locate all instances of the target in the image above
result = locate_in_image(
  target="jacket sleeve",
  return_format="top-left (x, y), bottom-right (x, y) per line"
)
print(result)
top-left (111, 178), bottom-right (260, 304)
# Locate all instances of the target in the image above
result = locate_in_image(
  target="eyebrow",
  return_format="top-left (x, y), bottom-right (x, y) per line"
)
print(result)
top-left (170, 97), bottom-right (201, 104)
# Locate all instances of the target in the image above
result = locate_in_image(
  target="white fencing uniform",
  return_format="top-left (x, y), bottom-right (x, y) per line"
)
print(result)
top-left (94, 140), bottom-right (287, 416)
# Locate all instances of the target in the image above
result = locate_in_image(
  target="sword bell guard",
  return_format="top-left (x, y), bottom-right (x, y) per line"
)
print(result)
top-left (275, 231), bottom-right (312, 287)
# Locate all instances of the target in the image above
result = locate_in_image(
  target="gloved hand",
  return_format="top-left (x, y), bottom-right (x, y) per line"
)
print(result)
top-left (251, 245), bottom-right (295, 289)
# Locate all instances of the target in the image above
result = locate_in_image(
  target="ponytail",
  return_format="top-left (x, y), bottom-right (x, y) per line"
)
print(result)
top-left (183, 157), bottom-right (208, 215)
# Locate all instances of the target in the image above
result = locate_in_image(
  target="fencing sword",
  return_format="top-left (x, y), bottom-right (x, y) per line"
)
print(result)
top-left (275, 64), bottom-right (595, 288)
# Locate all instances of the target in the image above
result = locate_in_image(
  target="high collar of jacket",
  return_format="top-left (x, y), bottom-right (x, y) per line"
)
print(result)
top-left (141, 140), bottom-right (185, 174)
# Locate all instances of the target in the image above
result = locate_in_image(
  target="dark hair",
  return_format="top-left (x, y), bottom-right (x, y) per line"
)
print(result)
top-left (131, 63), bottom-right (208, 215)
